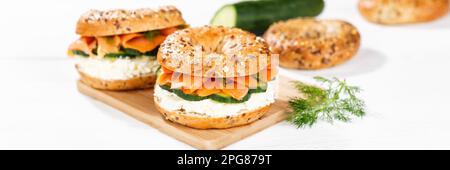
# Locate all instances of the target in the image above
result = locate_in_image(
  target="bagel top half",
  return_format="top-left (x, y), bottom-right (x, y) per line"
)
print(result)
top-left (157, 26), bottom-right (272, 78)
top-left (76, 6), bottom-right (186, 36)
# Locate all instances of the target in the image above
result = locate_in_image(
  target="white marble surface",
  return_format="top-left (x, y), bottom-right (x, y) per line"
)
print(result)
top-left (1, 0), bottom-right (450, 149)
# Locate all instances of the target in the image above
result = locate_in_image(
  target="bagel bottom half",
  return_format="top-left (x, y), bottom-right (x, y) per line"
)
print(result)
top-left (154, 99), bottom-right (271, 129)
top-left (77, 68), bottom-right (156, 90)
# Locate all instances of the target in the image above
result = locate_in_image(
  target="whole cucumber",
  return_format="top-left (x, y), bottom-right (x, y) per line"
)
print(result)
top-left (211, 0), bottom-right (325, 35)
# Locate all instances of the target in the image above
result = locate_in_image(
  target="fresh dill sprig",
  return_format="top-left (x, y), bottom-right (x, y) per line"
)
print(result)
top-left (287, 76), bottom-right (366, 128)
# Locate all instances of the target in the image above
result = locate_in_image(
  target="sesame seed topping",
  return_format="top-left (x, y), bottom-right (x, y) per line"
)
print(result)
top-left (158, 26), bottom-right (272, 77)
top-left (80, 6), bottom-right (179, 23)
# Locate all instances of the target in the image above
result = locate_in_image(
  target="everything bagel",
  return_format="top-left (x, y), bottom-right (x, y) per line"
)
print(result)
top-left (264, 18), bottom-right (361, 70)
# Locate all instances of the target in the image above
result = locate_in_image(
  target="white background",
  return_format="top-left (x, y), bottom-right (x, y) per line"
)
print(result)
top-left (0, 0), bottom-right (450, 149)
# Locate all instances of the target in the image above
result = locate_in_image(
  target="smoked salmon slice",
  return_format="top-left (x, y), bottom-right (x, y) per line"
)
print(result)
top-left (68, 27), bottom-right (177, 58)
top-left (221, 88), bottom-right (249, 100)
top-left (160, 27), bottom-right (178, 35)
top-left (196, 88), bottom-right (221, 97)
top-left (68, 36), bottom-right (96, 56)
top-left (164, 72), bottom-right (202, 90)
top-left (157, 72), bottom-right (173, 85)
top-left (121, 33), bottom-right (165, 53)
top-left (181, 88), bottom-right (197, 94)
top-left (162, 66), bottom-right (173, 74)
top-left (97, 35), bottom-right (121, 54)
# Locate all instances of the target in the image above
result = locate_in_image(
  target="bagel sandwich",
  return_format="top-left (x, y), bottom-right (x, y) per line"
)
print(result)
top-left (68, 6), bottom-right (187, 90)
top-left (154, 26), bottom-right (278, 129)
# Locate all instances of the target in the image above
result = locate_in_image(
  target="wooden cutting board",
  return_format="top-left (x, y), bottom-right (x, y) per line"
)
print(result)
top-left (77, 76), bottom-right (299, 150)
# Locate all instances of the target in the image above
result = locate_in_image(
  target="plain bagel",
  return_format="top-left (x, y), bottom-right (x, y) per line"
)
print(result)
top-left (263, 18), bottom-right (361, 70)
top-left (157, 26), bottom-right (272, 77)
top-left (358, 0), bottom-right (450, 25)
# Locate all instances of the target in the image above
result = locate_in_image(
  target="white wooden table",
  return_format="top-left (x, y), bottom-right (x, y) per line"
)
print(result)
top-left (1, 0), bottom-right (450, 149)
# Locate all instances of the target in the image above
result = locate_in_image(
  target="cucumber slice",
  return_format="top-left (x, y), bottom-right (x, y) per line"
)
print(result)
top-left (104, 47), bottom-right (158, 59)
top-left (144, 46), bottom-right (159, 56)
top-left (172, 89), bottom-right (205, 101)
top-left (249, 84), bottom-right (267, 93)
top-left (122, 48), bottom-right (142, 56)
top-left (159, 84), bottom-right (172, 91)
top-left (210, 92), bottom-right (251, 104)
top-left (155, 66), bottom-right (162, 76)
top-left (211, 0), bottom-right (325, 35)
top-left (159, 85), bottom-right (206, 101)
top-left (104, 53), bottom-right (136, 59)
top-left (72, 50), bottom-right (89, 57)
